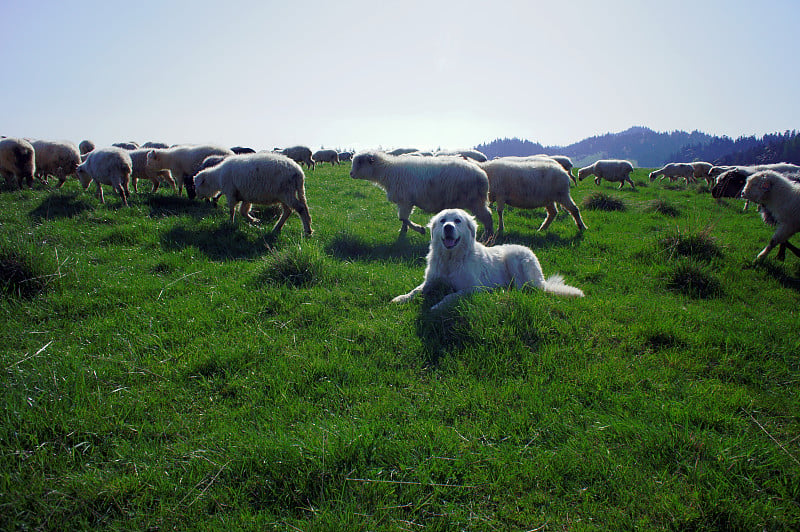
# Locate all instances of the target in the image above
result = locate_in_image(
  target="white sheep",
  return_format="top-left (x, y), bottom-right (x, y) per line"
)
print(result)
top-left (193, 152), bottom-right (313, 235)
top-left (740, 170), bottom-right (800, 261)
top-left (312, 149), bottom-right (340, 167)
top-left (75, 147), bottom-right (132, 206)
top-left (498, 155), bottom-right (577, 183)
top-left (30, 139), bottom-right (82, 187)
top-left (145, 144), bottom-right (234, 199)
top-left (338, 151), bottom-right (354, 162)
top-left (350, 150), bottom-right (494, 236)
top-left (112, 141), bottom-right (139, 150)
top-left (0, 137), bottom-right (36, 189)
top-left (128, 149), bottom-right (176, 193)
top-left (387, 148), bottom-right (419, 156)
top-left (280, 146), bottom-right (315, 169)
top-left (479, 158), bottom-right (587, 232)
top-left (649, 162), bottom-right (696, 184)
top-left (578, 159), bottom-right (636, 189)
top-left (691, 161), bottom-right (714, 184)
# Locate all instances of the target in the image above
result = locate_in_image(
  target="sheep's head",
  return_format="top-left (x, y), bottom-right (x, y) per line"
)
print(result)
top-left (350, 152), bottom-right (377, 180)
top-left (193, 171), bottom-right (216, 199)
top-left (75, 163), bottom-right (92, 189)
top-left (741, 172), bottom-right (775, 203)
top-left (711, 169), bottom-right (748, 199)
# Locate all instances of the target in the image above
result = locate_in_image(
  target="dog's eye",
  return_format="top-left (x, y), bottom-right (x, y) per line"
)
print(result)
top-left (454, 218), bottom-right (461, 224)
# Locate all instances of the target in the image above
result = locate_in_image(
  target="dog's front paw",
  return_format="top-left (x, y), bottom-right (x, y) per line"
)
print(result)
top-left (391, 294), bottom-right (410, 304)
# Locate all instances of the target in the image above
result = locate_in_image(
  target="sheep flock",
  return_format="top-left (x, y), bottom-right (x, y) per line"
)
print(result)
top-left (2, 135), bottom-right (800, 265)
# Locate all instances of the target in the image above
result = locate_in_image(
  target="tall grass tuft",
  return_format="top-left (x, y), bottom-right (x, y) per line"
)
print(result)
top-left (657, 227), bottom-right (722, 262)
top-left (645, 199), bottom-right (680, 217)
top-left (665, 261), bottom-right (723, 299)
top-left (582, 192), bottom-right (626, 211)
top-left (257, 242), bottom-right (329, 287)
top-left (0, 238), bottom-right (60, 298)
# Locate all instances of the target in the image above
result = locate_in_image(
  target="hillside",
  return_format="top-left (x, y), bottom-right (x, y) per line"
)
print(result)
top-left (477, 127), bottom-right (800, 167)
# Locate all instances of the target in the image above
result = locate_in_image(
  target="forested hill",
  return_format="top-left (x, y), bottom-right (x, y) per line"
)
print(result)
top-left (476, 127), bottom-right (800, 167)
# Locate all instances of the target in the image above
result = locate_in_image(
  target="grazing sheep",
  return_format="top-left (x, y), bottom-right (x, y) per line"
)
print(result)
top-left (112, 141), bottom-right (139, 150)
top-left (145, 144), bottom-right (234, 199)
top-left (479, 158), bottom-right (586, 232)
top-left (30, 139), bottom-right (81, 187)
top-left (128, 149), bottom-right (176, 193)
top-left (350, 150), bottom-right (494, 236)
top-left (76, 147), bottom-right (132, 206)
top-left (231, 146), bottom-right (256, 154)
top-left (649, 162), bottom-right (696, 184)
top-left (578, 159), bottom-right (636, 189)
top-left (740, 170), bottom-right (800, 262)
top-left (79, 140), bottom-right (95, 155)
top-left (435, 149), bottom-right (488, 162)
top-left (280, 146), bottom-right (315, 169)
top-left (691, 161), bottom-right (714, 184)
top-left (312, 149), bottom-right (339, 167)
top-left (338, 151), bottom-right (354, 162)
top-left (193, 152), bottom-right (312, 235)
top-left (0, 137), bottom-right (36, 189)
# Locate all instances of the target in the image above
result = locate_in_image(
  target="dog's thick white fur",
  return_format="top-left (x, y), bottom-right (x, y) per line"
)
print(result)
top-left (392, 209), bottom-right (584, 310)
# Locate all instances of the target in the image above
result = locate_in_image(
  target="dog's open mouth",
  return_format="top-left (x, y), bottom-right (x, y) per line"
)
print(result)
top-left (442, 236), bottom-right (460, 249)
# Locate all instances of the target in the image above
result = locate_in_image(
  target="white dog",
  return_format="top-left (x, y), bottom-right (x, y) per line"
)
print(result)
top-left (392, 208), bottom-right (584, 310)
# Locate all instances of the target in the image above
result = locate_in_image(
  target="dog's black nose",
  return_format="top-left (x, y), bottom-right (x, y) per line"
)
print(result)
top-left (443, 223), bottom-right (456, 237)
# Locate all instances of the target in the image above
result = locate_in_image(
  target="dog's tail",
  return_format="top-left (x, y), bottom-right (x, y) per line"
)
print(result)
top-left (541, 274), bottom-right (584, 297)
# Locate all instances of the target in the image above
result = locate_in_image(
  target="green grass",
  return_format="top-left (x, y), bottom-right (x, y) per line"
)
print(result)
top-left (1, 166), bottom-right (799, 530)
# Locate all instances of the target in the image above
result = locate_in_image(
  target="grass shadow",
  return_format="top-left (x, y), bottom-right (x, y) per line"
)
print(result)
top-left (145, 194), bottom-right (218, 219)
top-left (29, 192), bottom-right (94, 221)
top-left (161, 223), bottom-right (276, 261)
top-left (754, 260), bottom-right (800, 293)
top-left (492, 227), bottom-right (585, 251)
top-left (325, 231), bottom-right (429, 263)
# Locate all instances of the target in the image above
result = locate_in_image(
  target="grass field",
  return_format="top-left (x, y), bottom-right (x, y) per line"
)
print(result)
top-left (1, 163), bottom-right (799, 530)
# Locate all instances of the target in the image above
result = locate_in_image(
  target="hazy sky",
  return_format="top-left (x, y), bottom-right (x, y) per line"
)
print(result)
top-left (3, 0), bottom-right (798, 152)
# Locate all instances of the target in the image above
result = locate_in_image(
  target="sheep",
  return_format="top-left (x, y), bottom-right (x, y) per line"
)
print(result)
top-left (128, 149), bottom-right (176, 193)
top-left (280, 146), bottom-right (315, 169)
top-left (711, 164), bottom-right (800, 201)
top-left (193, 152), bottom-right (313, 235)
top-left (79, 140), bottom-right (95, 155)
top-left (312, 149), bottom-right (340, 167)
top-left (338, 151), bottom-right (354, 162)
top-left (740, 170), bottom-right (800, 262)
top-left (141, 141), bottom-right (169, 149)
top-left (75, 147), bottom-right (132, 206)
top-left (350, 150), bottom-right (494, 236)
top-left (578, 159), bottom-right (636, 189)
top-left (112, 141), bottom-right (139, 150)
top-left (387, 148), bottom-right (419, 156)
top-left (231, 146), bottom-right (256, 154)
top-left (648, 162), bottom-right (696, 184)
top-left (0, 137), bottom-right (36, 189)
top-left (479, 157), bottom-right (587, 232)
top-left (435, 149), bottom-right (488, 162)
top-left (30, 139), bottom-right (82, 187)
top-left (145, 144), bottom-right (234, 199)
top-left (691, 161), bottom-right (714, 184)
top-left (498, 155), bottom-right (577, 183)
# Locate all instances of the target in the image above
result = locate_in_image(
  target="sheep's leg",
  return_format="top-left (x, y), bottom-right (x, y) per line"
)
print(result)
top-left (121, 181), bottom-right (130, 206)
top-left (287, 196), bottom-right (313, 235)
top-left (594, 177), bottom-right (601, 185)
top-left (95, 182), bottom-right (105, 203)
top-left (756, 226), bottom-right (793, 262)
top-left (496, 200), bottom-right (506, 233)
top-left (472, 204), bottom-right (495, 238)
top-left (561, 199), bottom-right (587, 231)
top-left (131, 176), bottom-right (139, 194)
top-left (538, 203), bottom-right (558, 231)
top-left (240, 202), bottom-right (259, 223)
top-left (151, 180), bottom-right (160, 193)
top-left (271, 203), bottom-right (294, 233)
top-left (783, 241), bottom-right (800, 259)
top-left (397, 204), bottom-right (425, 234)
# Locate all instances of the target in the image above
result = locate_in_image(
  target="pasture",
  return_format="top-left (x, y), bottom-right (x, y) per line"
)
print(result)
top-left (1, 164), bottom-right (799, 530)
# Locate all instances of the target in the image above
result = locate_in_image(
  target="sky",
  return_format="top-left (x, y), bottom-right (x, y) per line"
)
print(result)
top-left (2, 0), bottom-right (799, 152)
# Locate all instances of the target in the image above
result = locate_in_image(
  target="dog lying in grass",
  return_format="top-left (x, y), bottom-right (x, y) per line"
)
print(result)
top-left (392, 208), bottom-right (584, 310)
